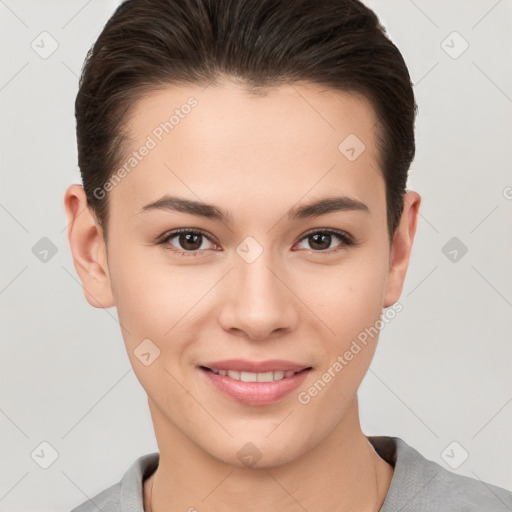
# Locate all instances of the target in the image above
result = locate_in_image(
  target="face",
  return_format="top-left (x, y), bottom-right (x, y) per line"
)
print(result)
top-left (68, 79), bottom-right (419, 468)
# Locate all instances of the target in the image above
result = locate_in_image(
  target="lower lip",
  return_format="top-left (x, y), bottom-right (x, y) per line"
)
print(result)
top-left (199, 367), bottom-right (312, 406)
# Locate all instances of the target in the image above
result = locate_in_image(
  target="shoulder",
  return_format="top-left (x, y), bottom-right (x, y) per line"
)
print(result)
top-left (69, 452), bottom-right (159, 512)
top-left (368, 436), bottom-right (512, 512)
top-left (419, 455), bottom-right (512, 511)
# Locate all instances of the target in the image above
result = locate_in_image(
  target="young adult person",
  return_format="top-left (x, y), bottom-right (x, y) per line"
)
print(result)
top-left (64, 0), bottom-right (512, 510)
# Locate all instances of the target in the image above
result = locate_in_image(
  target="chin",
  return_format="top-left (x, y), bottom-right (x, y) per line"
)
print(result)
top-left (204, 432), bottom-right (310, 470)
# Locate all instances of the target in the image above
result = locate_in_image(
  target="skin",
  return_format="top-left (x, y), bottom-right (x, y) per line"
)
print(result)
top-left (64, 79), bottom-right (420, 512)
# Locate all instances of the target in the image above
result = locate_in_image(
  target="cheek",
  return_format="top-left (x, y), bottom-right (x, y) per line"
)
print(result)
top-left (301, 247), bottom-right (389, 341)
top-left (296, 258), bottom-right (388, 418)
top-left (106, 252), bottom-right (188, 395)
top-left (107, 247), bottom-right (219, 367)
top-left (107, 245), bottom-right (181, 346)
top-left (109, 245), bottom-right (181, 325)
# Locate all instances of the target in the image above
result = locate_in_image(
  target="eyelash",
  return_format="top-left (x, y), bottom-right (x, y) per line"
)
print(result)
top-left (156, 227), bottom-right (354, 257)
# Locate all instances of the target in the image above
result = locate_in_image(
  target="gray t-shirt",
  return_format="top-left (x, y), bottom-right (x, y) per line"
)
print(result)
top-left (71, 436), bottom-right (512, 511)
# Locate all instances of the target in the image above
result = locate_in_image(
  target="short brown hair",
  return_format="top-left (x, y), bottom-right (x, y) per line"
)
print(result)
top-left (75, 0), bottom-right (417, 243)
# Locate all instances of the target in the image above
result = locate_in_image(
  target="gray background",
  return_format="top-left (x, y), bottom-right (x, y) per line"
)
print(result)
top-left (1, 0), bottom-right (511, 510)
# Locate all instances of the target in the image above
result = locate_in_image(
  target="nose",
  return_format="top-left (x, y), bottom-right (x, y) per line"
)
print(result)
top-left (217, 249), bottom-right (299, 341)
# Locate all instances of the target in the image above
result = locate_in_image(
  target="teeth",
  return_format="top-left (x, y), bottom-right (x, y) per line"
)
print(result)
top-left (257, 371), bottom-right (276, 382)
top-left (209, 368), bottom-right (300, 381)
top-left (240, 371), bottom-right (257, 382)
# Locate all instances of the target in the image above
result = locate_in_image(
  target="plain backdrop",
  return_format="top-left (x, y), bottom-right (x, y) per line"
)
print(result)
top-left (1, 1), bottom-right (511, 510)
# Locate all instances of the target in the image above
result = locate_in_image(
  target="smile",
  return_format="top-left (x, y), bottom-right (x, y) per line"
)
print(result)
top-left (205, 368), bottom-right (300, 382)
top-left (199, 365), bottom-right (312, 405)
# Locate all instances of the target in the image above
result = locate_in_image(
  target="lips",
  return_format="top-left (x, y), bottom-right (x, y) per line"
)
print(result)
top-left (198, 359), bottom-right (313, 405)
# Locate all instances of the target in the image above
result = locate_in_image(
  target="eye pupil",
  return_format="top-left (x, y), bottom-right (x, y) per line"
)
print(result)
top-left (310, 232), bottom-right (331, 250)
top-left (180, 232), bottom-right (202, 250)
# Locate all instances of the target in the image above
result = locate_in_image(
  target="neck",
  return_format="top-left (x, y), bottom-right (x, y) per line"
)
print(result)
top-left (144, 397), bottom-right (393, 512)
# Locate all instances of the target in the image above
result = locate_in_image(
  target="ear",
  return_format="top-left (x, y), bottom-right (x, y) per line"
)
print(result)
top-left (383, 190), bottom-right (421, 308)
top-left (63, 184), bottom-right (115, 308)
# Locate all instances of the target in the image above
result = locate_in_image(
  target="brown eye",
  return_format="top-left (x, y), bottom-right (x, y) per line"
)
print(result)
top-left (309, 232), bottom-right (333, 250)
top-left (296, 230), bottom-right (353, 252)
top-left (159, 229), bottom-right (217, 254)
top-left (177, 232), bottom-right (203, 251)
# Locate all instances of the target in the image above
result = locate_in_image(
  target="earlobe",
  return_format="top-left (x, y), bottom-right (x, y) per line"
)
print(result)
top-left (63, 184), bottom-right (115, 309)
top-left (383, 191), bottom-right (421, 308)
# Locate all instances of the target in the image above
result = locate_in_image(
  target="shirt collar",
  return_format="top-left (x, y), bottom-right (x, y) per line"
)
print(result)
top-left (368, 435), bottom-right (443, 511)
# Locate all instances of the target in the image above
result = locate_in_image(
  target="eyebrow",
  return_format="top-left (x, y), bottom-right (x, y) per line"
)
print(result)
top-left (139, 194), bottom-right (370, 223)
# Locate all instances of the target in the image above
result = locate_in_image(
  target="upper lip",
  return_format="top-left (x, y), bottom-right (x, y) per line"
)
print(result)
top-left (200, 359), bottom-right (312, 373)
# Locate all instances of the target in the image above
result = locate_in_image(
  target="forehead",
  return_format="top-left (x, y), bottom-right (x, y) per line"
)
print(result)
top-left (109, 80), bottom-right (384, 218)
